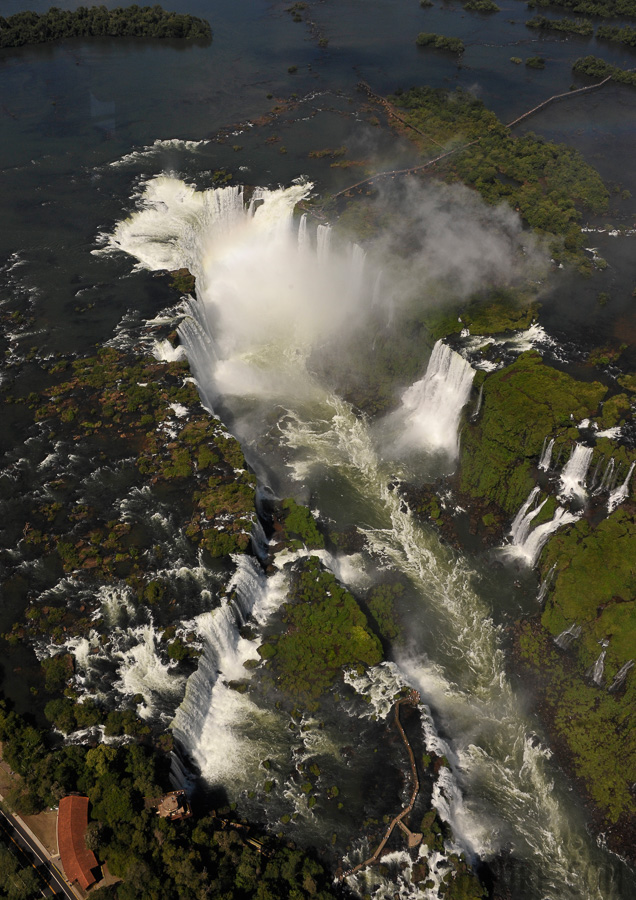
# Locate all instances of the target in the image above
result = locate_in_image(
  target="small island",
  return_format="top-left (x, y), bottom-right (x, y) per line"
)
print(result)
top-left (0, 5), bottom-right (212, 50)
top-left (415, 32), bottom-right (465, 53)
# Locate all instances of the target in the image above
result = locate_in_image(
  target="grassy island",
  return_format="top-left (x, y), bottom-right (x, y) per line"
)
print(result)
top-left (573, 54), bottom-right (636, 85)
top-left (464, 0), bottom-right (500, 11)
top-left (416, 32), bottom-right (465, 53)
top-left (526, 14), bottom-right (593, 35)
top-left (597, 23), bottom-right (636, 46)
top-left (258, 557), bottom-right (383, 703)
top-left (0, 5), bottom-right (212, 49)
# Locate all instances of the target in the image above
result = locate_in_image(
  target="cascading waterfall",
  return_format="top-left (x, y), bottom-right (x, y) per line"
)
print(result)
top-left (594, 457), bottom-right (615, 495)
top-left (587, 649), bottom-right (606, 686)
top-left (107, 176), bottom-right (624, 900)
top-left (506, 488), bottom-right (579, 567)
top-left (537, 562), bottom-right (556, 604)
top-left (554, 623), bottom-right (582, 650)
top-left (559, 443), bottom-right (594, 502)
top-left (470, 383), bottom-right (483, 422)
top-left (538, 437), bottom-right (554, 471)
top-left (171, 555), bottom-right (290, 788)
top-left (609, 660), bottom-right (634, 693)
top-left (607, 460), bottom-right (635, 512)
top-left (509, 487), bottom-right (548, 546)
top-left (397, 340), bottom-right (475, 458)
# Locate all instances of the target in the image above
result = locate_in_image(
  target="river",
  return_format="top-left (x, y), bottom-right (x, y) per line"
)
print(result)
top-left (1, 2), bottom-right (635, 898)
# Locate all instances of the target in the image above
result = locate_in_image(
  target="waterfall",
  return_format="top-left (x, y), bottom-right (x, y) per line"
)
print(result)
top-left (398, 340), bottom-right (475, 458)
top-left (554, 623), bottom-right (582, 650)
top-left (559, 443), bottom-right (593, 502)
top-left (509, 487), bottom-right (547, 546)
top-left (609, 659), bottom-right (634, 693)
top-left (589, 454), bottom-right (604, 491)
top-left (348, 243), bottom-right (367, 300)
top-left (507, 497), bottom-right (580, 567)
top-left (607, 461), bottom-right (635, 513)
top-left (538, 437), bottom-right (555, 471)
top-left (317, 222), bottom-right (331, 263)
top-left (471, 383), bottom-right (484, 422)
top-left (537, 562), bottom-right (557, 604)
top-left (297, 212), bottom-right (308, 252)
top-left (593, 457), bottom-right (615, 495)
top-left (587, 650), bottom-right (606, 686)
top-left (105, 175), bottom-right (623, 900)
top-left (171, 556), bottom-right (290, 788)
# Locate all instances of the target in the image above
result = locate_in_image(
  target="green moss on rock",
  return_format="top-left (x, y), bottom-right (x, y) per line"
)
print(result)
top-left (459, 351), bottom-right (606, 513)
top-left (261, 557), bottom-right (383, 701)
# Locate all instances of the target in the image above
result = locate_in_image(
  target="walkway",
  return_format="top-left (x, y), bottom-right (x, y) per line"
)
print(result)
top-left (331, 75), bottom-right (615, 200)
top-left (339, 690), bottom-right (422, 881)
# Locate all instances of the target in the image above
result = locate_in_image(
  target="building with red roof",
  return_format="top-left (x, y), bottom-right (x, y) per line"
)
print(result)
top-left (57, 795), bottom-right (100, 890)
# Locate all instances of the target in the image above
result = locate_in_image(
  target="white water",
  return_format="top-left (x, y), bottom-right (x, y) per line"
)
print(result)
top-left (609, 660), bottom-right (634, 693)
top-left (506, 488), bottom-right (580, 567)
top-left (588, 650), bottom-right (606, 687)
top-left (559, 443), bottom-right (594, 502)
top-left (397, 341), bottom-right (475, 458)
top-left (507, 505), bottom-right (580, 567)
top-left (554, 624), bottom-right (582, 651)
top-left (538, 437), bottom-right (554, 471)
top-left (607, 461), bottom-right (635, 512)
top-left (107, 177), bottom-right (622, 900)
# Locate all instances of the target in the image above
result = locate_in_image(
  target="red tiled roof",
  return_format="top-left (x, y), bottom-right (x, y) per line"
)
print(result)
top-left (58, 795), bottom-right (99, 890)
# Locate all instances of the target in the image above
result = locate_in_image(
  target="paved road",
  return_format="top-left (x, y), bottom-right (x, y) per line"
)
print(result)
top-left (0, 804), bottom-right (79, 899)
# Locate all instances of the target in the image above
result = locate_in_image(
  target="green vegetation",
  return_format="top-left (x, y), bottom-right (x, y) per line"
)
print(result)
top-left (280, 498), bottom-right (325, 550)
top-left (459, 351), bottom-right (606, 513)
top-left (516, 620), bottom-right (635, 830)
top-left (389, 86), bottom-right (609, 266)
top-left (169, 267), bottom-right (196, 294)
top-left (525, 55), bottom-right (545, 69)
top-left (0, 6), bottom-right (212, 49)
top-left (0, 702), bottom-right (337, 900)
top-left (258, 557), bottom-right (383, 701)
top-left (416, 32), bottom-right (465, 53)
top-left (424, 291), bottom-right (540, 340)
top-left (366, 582), bottom-right (403, 642)
top-left (526, 15), bottom-right (593, 35)
top-left (464, 0), bottom-right (500, 11)
top-left (597, 23), bottom-right (636, 46)
top-left (528, 0), bottom-right (636, 15)
top-left (539, 509), bottom-right (636, 664)
top-left (0, 829), bottom-right (41, 899)
top-left (573, 55), bottom-right (636, 85)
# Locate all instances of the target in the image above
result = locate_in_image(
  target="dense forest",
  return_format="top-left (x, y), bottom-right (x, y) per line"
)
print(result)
top-left (0, 701), bottom-right (340, 900)
top-left (0, 5), bottom-right (212, 49)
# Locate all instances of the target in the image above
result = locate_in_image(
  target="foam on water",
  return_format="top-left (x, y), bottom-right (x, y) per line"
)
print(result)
top-left (396, 341), bottom-right (475, 458)
top-left (106, 177), bottom-right (621, 899)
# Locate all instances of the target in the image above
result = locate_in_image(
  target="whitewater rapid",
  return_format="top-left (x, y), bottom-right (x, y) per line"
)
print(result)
top-left (102, 175), bottom-right (622, 900)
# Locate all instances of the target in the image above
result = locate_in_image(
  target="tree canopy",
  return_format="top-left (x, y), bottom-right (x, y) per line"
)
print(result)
top-left (0, 6), bottom-right (212, 49)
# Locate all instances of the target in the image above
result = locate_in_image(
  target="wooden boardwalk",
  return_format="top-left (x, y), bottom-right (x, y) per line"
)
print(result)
top-left (339, 690), bottom-right (423, 882)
